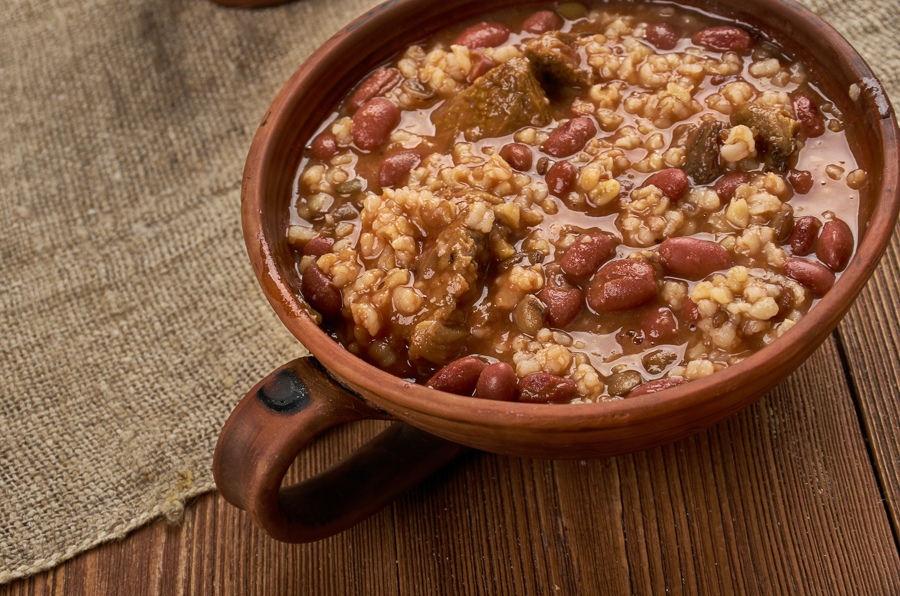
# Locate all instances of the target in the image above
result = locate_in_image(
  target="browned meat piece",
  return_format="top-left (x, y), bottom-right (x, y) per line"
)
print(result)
top-left (524, 31), bottom-right (594, 89)
top-left (432, 58), bottom-right (551, 141)
top-left (733, 101), bottom-right (799, 170)
top-left (683, 119), bottom-right (727, 184)
top-left (407, 206), bottom-right (490, 363)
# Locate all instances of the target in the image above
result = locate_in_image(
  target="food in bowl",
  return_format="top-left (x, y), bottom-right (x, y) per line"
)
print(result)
top-left (285, 1), bottom-right (866, 403)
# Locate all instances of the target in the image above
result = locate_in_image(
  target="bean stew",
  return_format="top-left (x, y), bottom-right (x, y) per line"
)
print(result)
top-left (286, 2), bottom-right (866, 403)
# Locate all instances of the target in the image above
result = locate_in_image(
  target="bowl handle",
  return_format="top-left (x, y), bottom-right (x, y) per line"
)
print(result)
top-left (213, 356), bottom-right (466, 542)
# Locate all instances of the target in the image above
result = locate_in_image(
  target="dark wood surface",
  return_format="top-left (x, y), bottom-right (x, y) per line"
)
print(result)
top-left (4, 233), bottom-right (899, 595)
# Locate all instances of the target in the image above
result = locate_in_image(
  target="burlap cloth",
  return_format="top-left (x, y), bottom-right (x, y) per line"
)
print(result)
top-left (0, 0), bottom-right (897, 584)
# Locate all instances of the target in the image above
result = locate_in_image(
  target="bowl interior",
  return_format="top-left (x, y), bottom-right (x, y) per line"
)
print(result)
top-left (242, 0), bottom-right (899, 456)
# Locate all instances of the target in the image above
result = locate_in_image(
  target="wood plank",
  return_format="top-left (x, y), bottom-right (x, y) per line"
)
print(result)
top-left (3, 337), bottom-right (899, 595)
top-left (836, 227), bottom-right (900, 535)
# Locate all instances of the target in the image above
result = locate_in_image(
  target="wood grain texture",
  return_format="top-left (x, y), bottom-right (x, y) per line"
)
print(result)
top-left (836, 228), bottom-right (900, 535)
top-left (4, 336), bottom-right (899, 595)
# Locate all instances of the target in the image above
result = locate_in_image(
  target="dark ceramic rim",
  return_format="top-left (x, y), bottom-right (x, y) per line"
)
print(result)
top-left (242, 0), bottom-right (900, 437)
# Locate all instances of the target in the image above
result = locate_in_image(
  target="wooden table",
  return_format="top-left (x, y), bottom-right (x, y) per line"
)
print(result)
top-left (5, 230), bottom-right (900, 595)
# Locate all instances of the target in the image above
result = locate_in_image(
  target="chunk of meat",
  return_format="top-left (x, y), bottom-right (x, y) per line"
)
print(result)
top-left (524, 31), bottom-right (594, 89)
top-left (733, 101), bottom-right (799, 170)
top-left (433, 58), bottom-right (551, 141)
top-left (683, 119), bottom-right (727, 184)
top-left (407, 206), bottom-right (490, 364)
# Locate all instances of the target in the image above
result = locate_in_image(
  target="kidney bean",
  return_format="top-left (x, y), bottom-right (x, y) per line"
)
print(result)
top-left (467, 51), bottom-right (497, 83)
top-left (683, 299), bottom-right (700, 323)
top-left (303, 236), bottom-right (333, 258)
top-left (427, 356), bottom-right (487, 396)
top-left (641, 168), bottom-right (689, 201)
top-left (770, 207), bottom-right (795, 243)
top-left (542, 117), bottom-right (598, 158)
top-left (712, 172), bottom-right (751, 200)
top-left (301, 264), bottom-right (343, 319)
top-left (499, 143), bottom-right (533, 171)
top-left (347, 67), bottom-right (404, 114)
top-left (640, 307), bottom-right (679, 344)
top-left (379, 150), bottom-right (421, 188)
top-left (517, 372), bottom-right (578, 403)
top-left (658, 237), bottom-right (733, 280)
top-left (629, 377), bottom-right (690, 398)
top-left (646, 23), bottom-right (679, 50)
top-left (546, 160), bottom-right (577, 197)
top-left (783, 258), bottom-right (835, 297)
top-left (514, 294), bottom-right (546, 335)
top-left (692, 25), bottom-right (754, 53)
top-left (817, 219), bottom-right (854, 271)
top-left (351, 98), bottom-right (401, 152)
top-left (789, 216), bottom-right (821, 256)
top-left (537, 286), bottom-right (583, 328)
top-left (522, 10), bottom-right (563, 34)
top-left (561, 233), bottom-right (616, 277)
top-left (475, 362), bottom-right (518, 401)
top-left (607, 370), bottom-right (643, 397)
top-left (453, 21), bottom-right (510, 49)
top-left (787, 169), bottom-right (814, 194)
top-left (587, 259), bottom-right (658, 312)
top-left (311, 132), bottom-right (338, 162)
top-left (710, 74), bottom-right (728, 86)
top-left (792, 94), bottom-right (824, 138)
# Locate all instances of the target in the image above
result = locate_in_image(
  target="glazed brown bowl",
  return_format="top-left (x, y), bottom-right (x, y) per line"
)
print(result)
top-left (214, 0), bottom-right (899, 542)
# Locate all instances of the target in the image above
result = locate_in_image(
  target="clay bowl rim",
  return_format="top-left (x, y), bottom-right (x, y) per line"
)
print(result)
top-left (243, 0), bottom-right (900, 437)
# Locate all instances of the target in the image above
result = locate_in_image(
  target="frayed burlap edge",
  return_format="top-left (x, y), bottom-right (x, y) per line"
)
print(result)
top-left (0, 481), bottom-right (216, 585)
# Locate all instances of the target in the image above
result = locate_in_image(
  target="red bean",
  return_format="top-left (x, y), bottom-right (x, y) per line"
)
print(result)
top-left (475, 362), bottom-right (518, 401)
top-left (587, 260), bottom-right (658, 312)
top-left (347, 67), bottom-right (404, 114)
top-left (542, 117), bottom-right (597, 158)
top-left (453, 21), bottom-right (510, 49)
top-left (683, 299), bottom-right (700, 323)
top-left (629, 377), bottom-right (690, 398)
top-left (499, 143), bottom-right (533, 171)
top-left (517, 373), bottom-right (578, 404)
top-left (427, 356), bottom-right (487, 396)
top-left (546, 161), bottom-right (577, 197)
top-left (692, 26), bottom-right (754, 53)
top-left (303, 236), bottom-right (334, 258)
top-left (786, 169), bottom-right (814, 194)
top-left (301, 264), bottom-right (343, 319)
top-left (646, 23), bottom-right (679, 50)
top-left (351, 98), bottom-right (401, 152)
top-left (712, 172), bottom-right (751, 200)
top-left (522, 10), bottom-right (563, 34)
top-left (789, 216), bottom-right (821, 256)
top-left (792, 94), bottom-right (824, 138)
top-left (642, 168), bottom-right (689, 201)
top-left (783, 258), bottom-right (835, 297)
top-left (311, 133), bottom-right (338, 162)
top-left (658, 237), bottom-right (733, 280)
top-left (561, 233), bottom-right (616, 277)
top-left (640, 307), bottom-right (679, 344)
top-left (537, 286), bottom-right (583, 328)
top-left (467, 51), bottom-right (497, 83)
top-left (379, 150), bottom-right (421, 188)
top-left (817, 219), bottom-right (853, 271)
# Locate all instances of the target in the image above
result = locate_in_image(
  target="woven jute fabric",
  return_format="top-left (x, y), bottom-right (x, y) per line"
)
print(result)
top-left (1, 0), bottom-right (897, 585)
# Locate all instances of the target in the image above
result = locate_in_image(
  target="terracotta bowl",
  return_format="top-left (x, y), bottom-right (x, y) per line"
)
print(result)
top-left (214, 0), bottom-right (899, 543)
